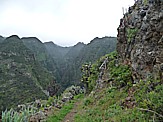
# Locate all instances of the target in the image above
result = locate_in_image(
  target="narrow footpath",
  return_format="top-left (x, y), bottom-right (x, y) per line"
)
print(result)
top-left (62, 101), bottom-right (81, 122)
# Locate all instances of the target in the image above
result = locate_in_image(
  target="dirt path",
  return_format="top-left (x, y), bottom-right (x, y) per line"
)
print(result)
top-left (62, 101), bottom-right (80, 122)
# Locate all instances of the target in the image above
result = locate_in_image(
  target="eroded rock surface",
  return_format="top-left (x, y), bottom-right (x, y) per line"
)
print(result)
top-left (117, 0), bottom-right (163, 82)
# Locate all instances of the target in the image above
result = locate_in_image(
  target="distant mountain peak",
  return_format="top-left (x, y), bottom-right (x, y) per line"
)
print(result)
top-left (6, 35), bottom-right (20, 40)
top-left (93, 36), bottom-right (116, 40)
top-left (44, 41), bottom-right (54, 44)
top-left (75, 42), bottom-right (85, 46)
top-left (21, 37), bottom-right (42, 43)
top-left (44, 41), bottom-right (58, 46)
top-left (0, 35), bottom-right (3, 38)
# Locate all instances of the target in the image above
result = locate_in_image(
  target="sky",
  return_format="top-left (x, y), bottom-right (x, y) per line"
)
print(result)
top-left (0, 0), bottom-right (135, 46)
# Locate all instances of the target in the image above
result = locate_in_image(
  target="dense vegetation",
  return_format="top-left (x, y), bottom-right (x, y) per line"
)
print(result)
top-left (1, 51), bottom-right (162, 122)
top-left (1, 0), bottom-right (163, 121)
top-left (76, 52), bottom-right (163, 121)
top-left (22, 36), bottom-right (117, 92)
top-left (26, 51), bottom-right (162, 122)
top-left (52, 37), bottom-right (117, 89)
top-left (0, 35), bottom-right (55, 112)
top-left (46, 52), bottom-right (162, 121)
top-left (0, 35), bottom-right (116, 114)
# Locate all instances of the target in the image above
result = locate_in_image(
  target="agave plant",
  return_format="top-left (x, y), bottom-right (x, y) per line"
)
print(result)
top-left (2, 106), bottom-right (36, 122)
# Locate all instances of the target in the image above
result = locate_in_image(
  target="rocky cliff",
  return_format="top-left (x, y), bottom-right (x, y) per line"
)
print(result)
top-left (117, 0), bottom-right (163, 82)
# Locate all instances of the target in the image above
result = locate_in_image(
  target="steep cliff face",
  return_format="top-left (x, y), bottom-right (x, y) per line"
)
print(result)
top-left (117, 0), bottom-right (163, 82)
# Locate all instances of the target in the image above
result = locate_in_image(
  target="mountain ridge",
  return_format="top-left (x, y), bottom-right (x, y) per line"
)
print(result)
top-left (0, 35), bottom-right (117, 112)
top-left (0, 35), bottom-right (56, 111)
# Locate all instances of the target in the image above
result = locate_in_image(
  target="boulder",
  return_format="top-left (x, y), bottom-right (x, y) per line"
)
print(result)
top-left (30, 111), bottom-right (46, 122)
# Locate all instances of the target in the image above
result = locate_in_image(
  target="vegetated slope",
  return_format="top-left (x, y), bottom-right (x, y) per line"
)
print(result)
top-left (0, 36), bottom-right (5, 43)
top-left (0, 35), bottom-right (117, 107)
top-left (22, 37), bottom-right (48, 63)
top-left (43, 37), bottom-right (117, 90)
top-left (73, 1), bottom-right (163, 121)
top-left (59, 42), bottom-right (86, 88)
top-left (44, 41), bottom-right (72, 86)
top-left (74, 51), bottom-right (162, 121)
top-left (44, 41), bottom-right (85, 90)
top-left (44, 41), bottom-right (72, 59)
top-left (65, 42), bottom-right (85, 60)
top-left (22, 38), bottom-right (59, 83)
top-left (66, 37), bottom-right (117, 87)
top-left (45, 52), bottom-right (162, 122)
top-left (77, 37), bottom-right (117, 64)
top-left (22, 38), bottom-right (56, 75)
top-left (0, 35), bottom-right (55, 112)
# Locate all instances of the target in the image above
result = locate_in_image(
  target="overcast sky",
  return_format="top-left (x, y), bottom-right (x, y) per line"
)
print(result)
top-left (0, 0), bottom-right (134, 46)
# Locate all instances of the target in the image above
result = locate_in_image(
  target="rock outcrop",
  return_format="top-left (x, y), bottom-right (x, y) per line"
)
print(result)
top-left (62, 85), bottom-right (85, 102)
top-left (117, 0), bottom-right (163, 82)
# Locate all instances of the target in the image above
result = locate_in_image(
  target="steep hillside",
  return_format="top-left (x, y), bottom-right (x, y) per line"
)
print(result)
top-left (0, 35), bottom-right (55, 111)
top-left (65, 42), bottom-right (85, 60)
top-left (22, 37), bottom-right (48, 63)
top-left (47, 1), bottom-right (163, 121)
top-left (59, 42), bottom-right (86, 88)
top-left (45, 51), bottom-right (162, 121)
top-left (44, 41), bottom-right (72, 84)
top-left (0, 36), bottom-right (4, 43)
top-left (73, 0), bottom-right (163, 121)
top-left (22, 38), bottom-right (61, 84)
top-left (74, 37), bottom-right (117, 82)
top-left (0, 36), bottom-right (117, 121)
top-left (1, 0), bottom-right (163, 121)
top-left (44, 41), bottom-right (72, 58)
top-left (43, 37), bottom-right (116, 90)
top-left (60, 37), bottom-right (117, 88)
top-left (44, 41), bottom-right (85, 89)
top-left (76, 36), bottom-right (117, 65)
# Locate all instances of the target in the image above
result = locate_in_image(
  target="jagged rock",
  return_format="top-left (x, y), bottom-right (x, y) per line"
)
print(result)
top-left (61, 86), bottom-right (85, 103)
top-left (62, 92), bottom-right (74, 102)
top-left (117, 0), bottom-right (163, 81)
top-left (35, 99), bottom-right (41, 108)
top-left (55, 104), bottom-right (62, 109)
top-left (140, 10), bottom-right (146, 18)
top-left (160, 63), bottom-right (163, 71)
top-left (141, 22), bottom-right (149, 31)
top-left (30, 111), bottom-right (46, 122)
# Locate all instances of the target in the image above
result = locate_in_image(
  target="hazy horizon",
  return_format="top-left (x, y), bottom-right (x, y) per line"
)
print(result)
top-left (0, 0), bottom-right (135, 46)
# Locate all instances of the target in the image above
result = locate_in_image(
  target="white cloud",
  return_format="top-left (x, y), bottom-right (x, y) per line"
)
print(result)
top-left (0, 0), bottom-right (135, 46)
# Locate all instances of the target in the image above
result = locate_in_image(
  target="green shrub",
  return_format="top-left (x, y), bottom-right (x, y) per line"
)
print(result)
top-left (109, 61), bottom-right (132, 88)
top-left (47, 97), bottom-right (55, 106)
top-left (135, 80), bottom-right (163, 120)
top-left (127, 28), bottom-right (138, 42)
top-left (143, 0), bottom-right (148, 5)
top-left (84, 98), bottom-right (93, 106)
